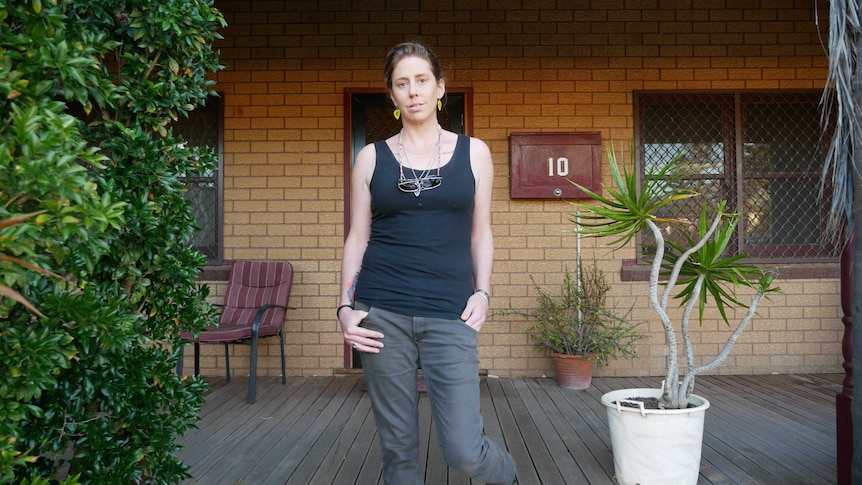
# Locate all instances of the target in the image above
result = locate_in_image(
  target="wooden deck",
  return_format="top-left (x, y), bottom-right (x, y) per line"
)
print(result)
top-left (175, 373), bottom-right (841, 485)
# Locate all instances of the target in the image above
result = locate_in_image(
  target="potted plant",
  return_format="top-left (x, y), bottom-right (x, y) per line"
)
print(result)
top-left (572, 146), bottom-right (779, 484)
top-left (505, 263), bottom-right (644, 389)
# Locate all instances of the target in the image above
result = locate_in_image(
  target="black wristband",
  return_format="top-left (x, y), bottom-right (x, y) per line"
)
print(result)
top-left (337, 304), bottom-right (354, 319)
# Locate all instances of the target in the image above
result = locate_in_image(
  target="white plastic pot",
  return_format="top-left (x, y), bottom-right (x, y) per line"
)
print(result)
top-left (601, 388), bottom-right (710, 485)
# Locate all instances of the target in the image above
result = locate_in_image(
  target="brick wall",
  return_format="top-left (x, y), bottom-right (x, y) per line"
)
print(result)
top-left (181, 0), bottom-right (842, 379)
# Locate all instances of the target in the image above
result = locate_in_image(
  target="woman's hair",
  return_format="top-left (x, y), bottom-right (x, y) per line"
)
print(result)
top-left (383, 41), bottom-right (445, 90)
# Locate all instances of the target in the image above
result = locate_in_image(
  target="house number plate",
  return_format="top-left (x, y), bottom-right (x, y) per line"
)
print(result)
top-left (508, 132), bottom-right (602, 199)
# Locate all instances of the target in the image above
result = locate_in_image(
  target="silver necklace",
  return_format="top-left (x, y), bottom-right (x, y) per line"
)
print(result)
top-left (397, 127), bottom-right (442, 197)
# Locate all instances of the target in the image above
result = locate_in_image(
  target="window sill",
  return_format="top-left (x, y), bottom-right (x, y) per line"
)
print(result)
top-left (620, 259), bottom-right (840, 281)
top-left (197, 264), bottom-right (231, 281)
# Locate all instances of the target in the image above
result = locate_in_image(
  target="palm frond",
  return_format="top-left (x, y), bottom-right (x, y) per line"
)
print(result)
top-left (571, 145), bottom-right (697, 247)
top-left (660, 207), bottom-right (762, 325)
top-left (819, 0), bottom-right (862, 246)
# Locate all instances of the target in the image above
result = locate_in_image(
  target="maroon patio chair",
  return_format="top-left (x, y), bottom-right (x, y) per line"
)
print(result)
top-left (179, 260), bottom-right (294, 403)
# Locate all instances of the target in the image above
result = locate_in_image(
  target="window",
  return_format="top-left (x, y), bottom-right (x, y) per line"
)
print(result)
top-left (173, 95), bottom-right (223, 264)
top-left (635, 91), bottom-right (836, 263)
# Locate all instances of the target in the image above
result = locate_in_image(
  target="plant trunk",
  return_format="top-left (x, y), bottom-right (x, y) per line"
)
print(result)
top-left (851, 20), bottom-right (862, 483)
top-left (851, 164), bottom-right (862, 484)
top-left (852, 178), bottom-right (862, 473)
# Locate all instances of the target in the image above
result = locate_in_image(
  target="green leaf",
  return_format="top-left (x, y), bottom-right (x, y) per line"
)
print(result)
top-left (571, 144), bottom-right (697, 246)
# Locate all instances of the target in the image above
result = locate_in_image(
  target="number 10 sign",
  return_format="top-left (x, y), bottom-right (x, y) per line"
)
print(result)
top-left (508, 132), bottom-right (602, 199)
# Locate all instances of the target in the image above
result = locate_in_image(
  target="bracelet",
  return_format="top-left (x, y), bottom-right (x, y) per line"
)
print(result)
top-left (337, 304), bottom-right (354, 319)
top-left (474, 289), bottom-right (490, 304)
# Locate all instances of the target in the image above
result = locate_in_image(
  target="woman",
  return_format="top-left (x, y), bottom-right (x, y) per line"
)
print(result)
top-left (337, 42), bottom-right (517, 485)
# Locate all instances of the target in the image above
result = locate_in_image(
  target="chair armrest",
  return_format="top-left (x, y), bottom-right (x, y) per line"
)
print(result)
top-left (251, 304), bottom-right (293, 335)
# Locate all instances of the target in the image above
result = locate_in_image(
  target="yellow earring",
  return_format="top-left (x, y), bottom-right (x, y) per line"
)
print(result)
top-left (437, 99), bottom-right (442, 111)
top-left (393, 108), bottom-right (401, 120)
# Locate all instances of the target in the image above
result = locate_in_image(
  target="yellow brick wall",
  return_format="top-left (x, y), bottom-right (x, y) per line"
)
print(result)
top-left (181, 0), bottom-right (843, 379)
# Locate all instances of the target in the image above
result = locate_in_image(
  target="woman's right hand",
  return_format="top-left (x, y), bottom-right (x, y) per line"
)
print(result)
top-left (338, 308), bottom-right (384, 353)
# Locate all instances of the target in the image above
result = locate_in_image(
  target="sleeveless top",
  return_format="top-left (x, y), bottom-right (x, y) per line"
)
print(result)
top-left (354, 134), bottom-right (475, 319)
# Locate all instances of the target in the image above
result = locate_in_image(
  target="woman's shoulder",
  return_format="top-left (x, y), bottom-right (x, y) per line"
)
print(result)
top-left (465, 135), bottom-right (491, 161)
top-left (355, 142), bottom-right (377, 162)
top-left (446, 131), bottom-right (488, 150)
top-left (354, 143), bottom-right (379, 176)
top-left (446, 132), bottom-right (488, 154)
top-left (367, 136), bottom-right (400, 158)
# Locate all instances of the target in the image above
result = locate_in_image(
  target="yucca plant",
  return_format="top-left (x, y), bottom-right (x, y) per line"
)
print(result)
top-left (572, 146), bottom-right (780, 409)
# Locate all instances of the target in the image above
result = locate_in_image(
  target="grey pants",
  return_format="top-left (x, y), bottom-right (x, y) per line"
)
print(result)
top-left (356, 302), bottom-right (516, 485)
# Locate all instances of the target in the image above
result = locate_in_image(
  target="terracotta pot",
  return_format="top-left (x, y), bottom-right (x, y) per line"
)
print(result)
top-left (552, 352), bottom-right (593, 389)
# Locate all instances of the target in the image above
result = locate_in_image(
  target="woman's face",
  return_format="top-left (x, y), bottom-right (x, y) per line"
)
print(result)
top-left (389, 55), bottom-right (445, 122)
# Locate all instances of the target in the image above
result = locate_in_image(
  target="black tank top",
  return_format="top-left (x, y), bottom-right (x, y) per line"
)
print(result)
top-left (354, 134), bottom-right (475, 319)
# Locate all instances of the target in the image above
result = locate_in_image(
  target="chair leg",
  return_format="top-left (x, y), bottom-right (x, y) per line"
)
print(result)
top-left (279, 333), bottom-right (286, 385)
top-left (194, 342), bottom-right (201, 376)
top-left (224, 343), bottom-right (231, 383)
top-left (249, 332), bottom-right (259, 404)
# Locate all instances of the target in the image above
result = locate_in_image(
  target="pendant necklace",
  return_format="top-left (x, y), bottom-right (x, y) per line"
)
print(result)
top-left (398, 126), bottom-right (442, 197)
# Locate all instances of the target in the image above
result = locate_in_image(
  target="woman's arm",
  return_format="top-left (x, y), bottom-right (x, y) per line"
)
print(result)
top-left (338, 143), bottom-right (384, 352)
top-left (461, 137), bottom-right (494, 330)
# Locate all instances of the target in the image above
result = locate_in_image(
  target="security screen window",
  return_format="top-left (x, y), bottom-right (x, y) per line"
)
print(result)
top-left (635, 91), bottom-right (836, 263)
top-left (173, 95), bottom-right (222, 264)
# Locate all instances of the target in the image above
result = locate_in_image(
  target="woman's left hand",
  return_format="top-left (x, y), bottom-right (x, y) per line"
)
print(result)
top-left (460, 292), bottom-right (488, 331)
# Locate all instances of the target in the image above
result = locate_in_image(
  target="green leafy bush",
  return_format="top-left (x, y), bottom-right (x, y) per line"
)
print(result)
top-left (0, 0), bottom-right (224, 482)
top-left (504, 264), bottom-right (645, 368)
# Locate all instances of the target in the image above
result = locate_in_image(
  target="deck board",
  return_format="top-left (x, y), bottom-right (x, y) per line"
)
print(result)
top-left (487, 378), bottom-right (542, 485)
top-left (176, 373), bottom-right (841, 484)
